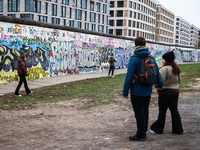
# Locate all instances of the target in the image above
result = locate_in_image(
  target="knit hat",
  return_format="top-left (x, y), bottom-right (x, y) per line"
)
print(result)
top-left (162, 51), bottom-right (175, 63)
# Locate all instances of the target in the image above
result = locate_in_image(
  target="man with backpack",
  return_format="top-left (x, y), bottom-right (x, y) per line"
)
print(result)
top-left (122, 37), bottom-right (163, 141)
top-left (108, 53), bottom-right (116, 77)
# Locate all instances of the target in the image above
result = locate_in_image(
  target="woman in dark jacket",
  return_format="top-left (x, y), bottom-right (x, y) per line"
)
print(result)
top-left (14, 55), bottom-right (32, 96)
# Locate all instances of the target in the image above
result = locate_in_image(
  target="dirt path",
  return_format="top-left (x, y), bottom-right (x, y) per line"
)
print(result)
top-left (0, 90), bottom-right (200, 150)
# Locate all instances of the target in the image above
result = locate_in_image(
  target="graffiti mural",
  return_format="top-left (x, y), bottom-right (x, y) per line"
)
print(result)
top-left (0, 21), bottom-right (199, 83)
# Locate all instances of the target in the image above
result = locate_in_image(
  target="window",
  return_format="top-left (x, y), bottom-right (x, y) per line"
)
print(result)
top-left (8, 0), bottom-right (20, 12)
top-left (129, 11), bottom-right (132, 18)
top-left (102, 15), bottom-right (104, 24)
top-left (96, 2), bottom-right (100, 12)
top-left (109, 29), bottom-right (113, 34)
top-left (81, 0), bottom-right (87, 9)
top-left (69, 20), bottom-right (74, 27)
top-left (8, 14), bottom-right (16, 17)
top-left (110, 20), bottom-right (114, 26)
top-left (75, 9), bottom-right (82, 20)
top-left (90, 12), bottom-right (96, 22)
top-left (63, 19), bottom-right (66, 25)
top-left (77, 21), bottom-right (82, 29)
top-left (133, 21), bottom-right (135, 27)
top-left (51, 17), bottom-right (60, 24)
top-left (98, 14), bottom-right (100, 23)
top-left (73, 0), bottom-right (77, 7)
top-left (133, 12), bottom-right (136, 18)
top-left (116, 29), bottom-right (122, 35)
top-left (20, 14), bottom-right (33, 20)
top-left (85, 23), bottom-right (89, 30)
top-left (61, 6), bottom-right (66, 17)
top-left (106, 26), bottom-right (109, 34)
top-left (69, 8), bottom-right (72, 18)
top-left (90, 1), bottom-right (94, 11)
top-left (133, 2), bottom-right (136, 9)
top-left (110, 10), bottom-right (114, 17)
top-left (103, 4), bottom-right (107, 13)
top-left (44, 3), bottom-right (48, 14)
top-left (137, 13), bottom-right (140, 19)
top-left (128, 30), bottom-right (131, 36)
top-left (35, 1), bottom-right (41, 13)
top-left (117, 20), bottom-right (123, 26)
top-left (128, 20), bottom-right (131, 27)
top-left (117, 10), bottom-right (123, 17)
top-left (110, 1), bottom-right (114, 7)
top-left (0, 0), bottom-right (3, 12)
top-left (132, 30), bottom-right (135, 37)
top-left (98, 25), bottom-right (104, 33)
top-left (61, 0), bottom-right (69, 5)
top-left (129, 1), bottom-right (132, 8)
top-left (85, 11), bottom-right (87, 21)
top-left (25, 0), bottom-right (34, 12)
top-left (37, 15), bottom-right (47, 22)
top-left (137, 22), bottom-right (139, 28)
top-left (91, 24), bottom-right (96, 31)
top-left (106, 16), bottom-right (109, 25)
top-left (137, 4), bottom-right (140, 10)
top-left (51, 4), bottom-right (57, 16)
top-left (117, 1), bottom-right (123, 7)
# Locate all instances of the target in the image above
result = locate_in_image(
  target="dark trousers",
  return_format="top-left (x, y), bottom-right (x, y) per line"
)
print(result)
top-left (131, 94), bottom-right (151, 138)
top-left (15, 74), bottom-right (31, 95)
top-left (108, 66), bottom-right (115, 76)
top-left (150, 94), bottom-right (183, 134)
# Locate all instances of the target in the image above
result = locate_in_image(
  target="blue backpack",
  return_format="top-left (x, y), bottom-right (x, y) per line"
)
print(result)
top-left (133, 54), bottom-right (158, 85)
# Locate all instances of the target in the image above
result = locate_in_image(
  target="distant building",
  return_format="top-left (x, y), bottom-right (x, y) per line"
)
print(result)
top-left (0, 0), bottom-right (110, 34)
top-left (155, 4), bottom-right (174, 44)
top-left (190, 24), bottom-right (199, 47)
top-left (109, 0), bottom-right (157, 41)
top-left (174, 16), bottom-right (191, 47)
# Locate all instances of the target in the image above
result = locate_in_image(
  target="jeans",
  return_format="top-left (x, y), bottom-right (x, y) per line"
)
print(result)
top-left (131, 94), bottom-right (151, 138)
top-left (150, 94), bottom-right (183, 134)
top-left (108, 66), bottom-right (115, 76)
top-left (15, 74), bottom-right (31, 95)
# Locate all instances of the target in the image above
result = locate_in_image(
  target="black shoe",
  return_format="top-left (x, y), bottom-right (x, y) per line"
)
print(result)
top-left (172, 131), bottom-right (183, 135)
top-left (129, 135), bottom-right (146, 141)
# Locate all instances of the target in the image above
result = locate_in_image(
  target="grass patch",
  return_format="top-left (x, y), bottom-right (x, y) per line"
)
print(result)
top-left (0, 63), bottom-right (200, 110)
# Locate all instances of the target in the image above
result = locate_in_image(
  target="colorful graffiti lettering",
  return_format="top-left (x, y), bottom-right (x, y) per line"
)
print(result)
top-left (0, 21), bottom-right (199, 83)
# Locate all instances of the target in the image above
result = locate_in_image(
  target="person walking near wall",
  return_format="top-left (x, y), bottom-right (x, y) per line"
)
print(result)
top-left (108, 53), bottom-right (116, 77)
top-left (150, 51), bottom-right (183, 135)
top-left (14, 55), bottom-right (33, 97)
top-left (122, 37), bottom-right (164, 141)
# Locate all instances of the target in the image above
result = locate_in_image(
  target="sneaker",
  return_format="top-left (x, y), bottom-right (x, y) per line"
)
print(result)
top-left (15, 94), bottom-right (22, 97)
top-left (150, 129), bottom-right (156, 134)
top-left (28, 91), bottom-right (33, 95)
top-left (112, 76), bottom-right (114, 77)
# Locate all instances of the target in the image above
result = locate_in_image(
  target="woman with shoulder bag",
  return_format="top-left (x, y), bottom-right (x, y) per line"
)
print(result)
top-left (14, 55), bottom-right (33, 97)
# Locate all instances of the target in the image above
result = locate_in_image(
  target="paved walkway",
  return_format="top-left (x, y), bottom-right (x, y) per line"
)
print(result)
top-left (0, 69), bottom-right (127, 95)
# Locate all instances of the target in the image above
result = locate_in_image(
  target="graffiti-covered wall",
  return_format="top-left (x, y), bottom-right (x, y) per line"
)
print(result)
top-left (0, 21), bottom-right (199, 83)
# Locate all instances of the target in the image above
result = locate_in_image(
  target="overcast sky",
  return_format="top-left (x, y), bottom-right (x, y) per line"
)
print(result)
top-left (157, 0), bottom-right (200, 28)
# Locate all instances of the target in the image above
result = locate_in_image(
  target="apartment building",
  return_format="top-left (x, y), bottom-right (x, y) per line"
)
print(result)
top-left (190, 24), bottom-right (199, 47)
top-left (155, 4), bottom-right (174, 44)
top-left (109, 0), bottom-right (157, 41)
top-left (174, 16), bottom-right (191, 46)
top-left (0, 0), bottom-right (110, 34)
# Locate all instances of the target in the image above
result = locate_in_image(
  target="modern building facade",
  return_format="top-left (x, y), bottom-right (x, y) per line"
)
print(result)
top-left (0, 0), bottom-right (110, 34)
top-left (174, 16), bottom-right (191, 47)
top-left (155, 4), bottom-right (174, 44)
top-left (190, 24), bottom-right (199, 47)
top-left (109, 0), bottom-right (157, 41)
